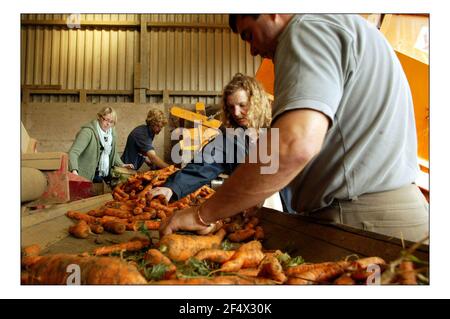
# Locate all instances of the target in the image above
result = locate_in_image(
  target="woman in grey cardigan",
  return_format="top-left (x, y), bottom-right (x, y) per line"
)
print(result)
top-left (68, 106), bottom-right (133, 182)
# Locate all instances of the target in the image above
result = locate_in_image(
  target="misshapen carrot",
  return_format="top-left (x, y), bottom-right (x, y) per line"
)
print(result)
top-left (69, 220), bottom-right (90, 239)
top-left (159, 229), bottom-right (226, 262)
top-left (257, 255), bottom-right (287, 283)
top-left (219, 241), bottom-right (265, 273)
top-left (194, 249), bottom-right (236, 264)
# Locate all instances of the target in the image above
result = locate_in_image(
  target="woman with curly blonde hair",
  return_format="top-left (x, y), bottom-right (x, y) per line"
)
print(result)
top-left (149, 74), bottom-right (278, 206)
top-left (221, 73), bottom-right (271, 130)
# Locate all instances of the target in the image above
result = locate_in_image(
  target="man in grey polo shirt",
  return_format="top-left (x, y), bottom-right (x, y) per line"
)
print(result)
top-left (161, 14), bottom-right (428, 242)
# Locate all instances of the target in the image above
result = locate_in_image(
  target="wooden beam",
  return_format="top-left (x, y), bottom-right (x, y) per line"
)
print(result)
top-left (29, 89), bottom-right (79, 95)
top-left (26, 89), bottom-right (133, 95)
top-left (22, 84), bottom-right (62, 90)
top-left (167, 90), bottom-right (222, 96)
top-left (21, 19), bottom-right (230, 30)
top-left (147, 22), bottom-right (230, 29)
top-left (21, 19), bottom-right (139, 29)
top-left (146, 90), bottom-right (222, 97)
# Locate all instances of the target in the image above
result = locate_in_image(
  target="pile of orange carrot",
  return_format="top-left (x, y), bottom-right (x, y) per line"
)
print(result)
top-left (21, 229), bottom-right (426, 285)
top-left (24, 166), bottom-right (426, 285)
top-left (65, 165), bottom-right (216, 237)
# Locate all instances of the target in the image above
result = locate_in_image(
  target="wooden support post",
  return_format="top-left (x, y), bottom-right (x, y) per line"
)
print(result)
top-left (79, 89), bottom-right (87, 103)
top-left (163, 89), bottom-right (170, 104)
top-left (134, 63), bottom-right (142, 103)
top-left (22, 88), bottom-right (30, 104)
top-left (139, 15), bottom-right (149, 104)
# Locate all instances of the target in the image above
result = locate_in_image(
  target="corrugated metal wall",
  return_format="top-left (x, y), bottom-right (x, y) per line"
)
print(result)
top-left (21, 14), bottom-right (261, 104)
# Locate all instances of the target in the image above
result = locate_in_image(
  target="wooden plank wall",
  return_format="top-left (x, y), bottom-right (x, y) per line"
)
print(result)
top-left (21, 14), bottom-right (261, 105)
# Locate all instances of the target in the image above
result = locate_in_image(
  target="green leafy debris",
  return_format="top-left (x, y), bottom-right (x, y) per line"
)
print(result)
top-left (277, 252), bottom-right (305, 268)
top-left (143, 263), bottom-right (169, 281)
top-left (221, 239), bottom-right (240, 251)
top-left (176, 258), bottom-right (217, 278)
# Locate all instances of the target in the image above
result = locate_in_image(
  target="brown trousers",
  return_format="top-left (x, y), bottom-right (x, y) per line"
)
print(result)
top-left (306, 184), bottom-right (429, 242)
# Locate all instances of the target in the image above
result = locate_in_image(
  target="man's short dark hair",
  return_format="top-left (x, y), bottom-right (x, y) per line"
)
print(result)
top-left (228, 14), bottom-right (261, 33)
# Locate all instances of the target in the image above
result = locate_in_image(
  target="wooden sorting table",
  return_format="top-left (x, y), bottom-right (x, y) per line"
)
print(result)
top-left (21, 197), bottom-right (428, 264)
top-left (257, 207), bottom-right (429, 263)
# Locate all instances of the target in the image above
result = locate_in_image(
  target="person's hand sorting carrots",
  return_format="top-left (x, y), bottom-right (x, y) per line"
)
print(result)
top-left (159, 205), bottom-right (218, 236)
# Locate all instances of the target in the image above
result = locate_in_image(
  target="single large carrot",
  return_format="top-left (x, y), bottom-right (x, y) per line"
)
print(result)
top-left (104, 207), bottom-right (131, 219)
top-left (22, 254), bottom-right (147, 284)
top-left (93, 238), bottom-right (150, 256)
top-left (287, 261), bottom-right (350, 285)
top-left (66, 210), bottom-right (96, 224)
top-left (219, 241), bottom-right (265, 272)
top-left (285, 262), bottom-right (334, 276)
top-left (102, 220), bottom-right (126, 234)
top-left (159, 229), bottom-right (226, 262)
top-left (69, 220), bottom-right (90, 239)
top-left (257, 255), bottom-right (287, 283)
